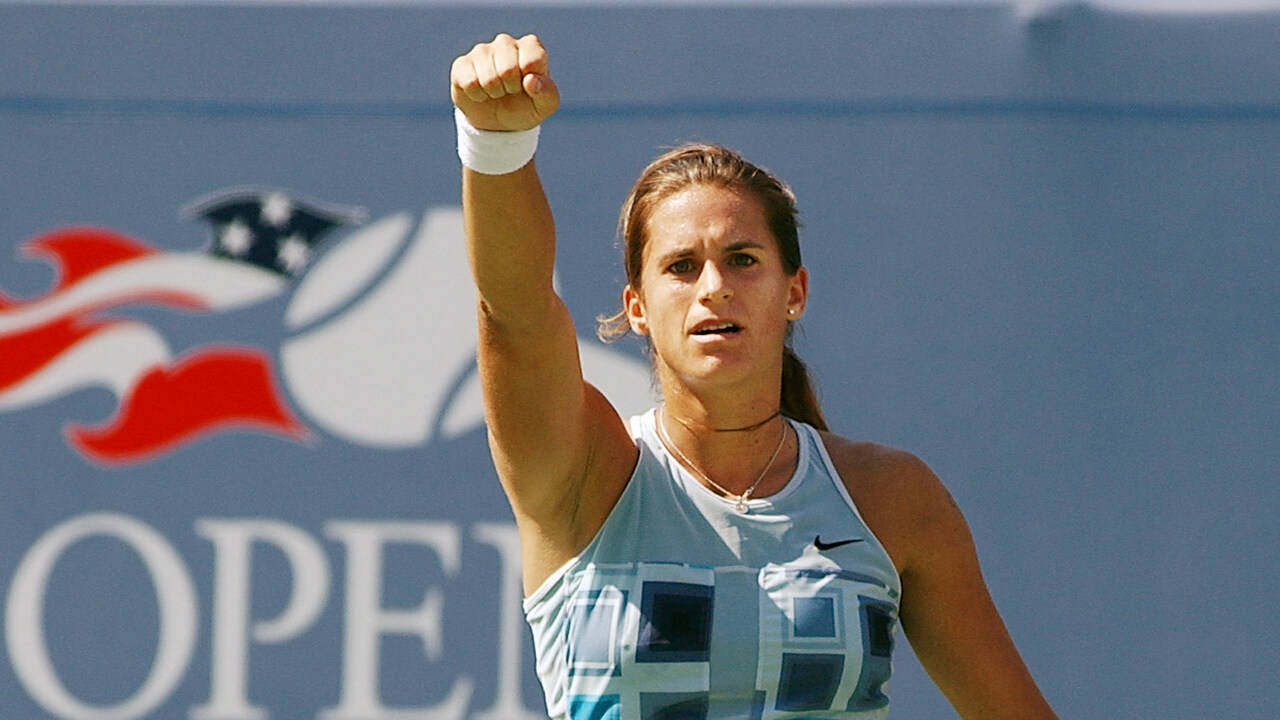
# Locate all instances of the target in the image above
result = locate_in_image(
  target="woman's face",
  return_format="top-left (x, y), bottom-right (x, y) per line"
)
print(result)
top-left (624, 184), bottom-right (807, 392)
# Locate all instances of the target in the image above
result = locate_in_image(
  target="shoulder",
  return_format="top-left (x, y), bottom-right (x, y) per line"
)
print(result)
top-left (817, 432), bottom-right (952, 519)
top-left (817, 432), bottom-right (965, 577)
top-left (818, 432), bottom-right (930, 482)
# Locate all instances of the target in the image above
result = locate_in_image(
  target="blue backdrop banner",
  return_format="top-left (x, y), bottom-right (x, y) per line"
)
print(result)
top-left (1, 4), bottom-right (1276, 719)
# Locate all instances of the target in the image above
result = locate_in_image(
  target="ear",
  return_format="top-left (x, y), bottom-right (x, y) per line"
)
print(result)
top-left (786, 266), bottom-right (809, 320)
top-left (624, 284), bottom-right (649, 335)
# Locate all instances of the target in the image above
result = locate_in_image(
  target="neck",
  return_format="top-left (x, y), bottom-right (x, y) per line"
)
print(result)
top-left (667, 407), bottom-right (782, 433)
top-left (656, 395), bottom-right (794, 500)
top-left (656, 366), bottom-right (783, 435)
top-left (650, 357), bottom-right (798, 496)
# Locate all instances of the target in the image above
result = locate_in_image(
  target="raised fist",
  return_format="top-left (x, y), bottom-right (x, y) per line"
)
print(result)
top-left (451, 33), bottom-right (560, 132)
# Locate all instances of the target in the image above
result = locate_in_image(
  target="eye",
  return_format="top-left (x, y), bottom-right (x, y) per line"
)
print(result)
top-left (667, 258), bottom-right (695, 274)
top-left (729, 253), bottom-right (757, 267)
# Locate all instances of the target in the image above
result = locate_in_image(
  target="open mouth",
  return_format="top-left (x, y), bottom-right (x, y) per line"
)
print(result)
top-left (691, 323), bottom-right (741, 336)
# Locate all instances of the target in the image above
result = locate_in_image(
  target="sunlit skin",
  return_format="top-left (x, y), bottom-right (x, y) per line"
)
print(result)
top-left (453, 32), bottom-right (1059, 719)
top-left (622, 184), bottom-right (808, 493)
top-left (627, 185), bottom-right (806, 407)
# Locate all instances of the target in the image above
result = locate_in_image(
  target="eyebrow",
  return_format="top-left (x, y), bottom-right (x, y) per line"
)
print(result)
top-left (654, 240), bottom-right (766, 266)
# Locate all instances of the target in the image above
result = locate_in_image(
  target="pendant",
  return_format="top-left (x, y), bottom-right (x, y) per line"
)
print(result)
top-left (734, 495), bottom-right (749, 513)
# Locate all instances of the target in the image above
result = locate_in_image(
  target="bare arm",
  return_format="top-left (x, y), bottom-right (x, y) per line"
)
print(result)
top-left (894, 457), bottom-right (1059, 719)
top-left (825, 438), bottom-right (1057, 719)
top-left (451, 34), bottom-right (636, 589)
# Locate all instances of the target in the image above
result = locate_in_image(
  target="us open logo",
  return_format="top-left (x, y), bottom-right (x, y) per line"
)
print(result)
top-left (1, 189), bottom-right (653, 720)
top-left (0, 188), bottom-right (650, 464)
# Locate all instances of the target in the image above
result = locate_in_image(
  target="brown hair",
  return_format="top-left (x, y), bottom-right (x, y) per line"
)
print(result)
top-left (597, 143), bottom-right (828, 431)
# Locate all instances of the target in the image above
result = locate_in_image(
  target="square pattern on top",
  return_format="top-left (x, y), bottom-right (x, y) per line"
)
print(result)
top-left (636, 581), bottom-right (714, 663)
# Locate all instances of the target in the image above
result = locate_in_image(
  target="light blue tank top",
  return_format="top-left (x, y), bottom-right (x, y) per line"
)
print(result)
top-left (523, 409), bottom-right (902, 720)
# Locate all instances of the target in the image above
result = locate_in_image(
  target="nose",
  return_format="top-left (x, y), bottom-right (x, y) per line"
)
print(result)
top-left (696, 261), bottom-right (732, 304)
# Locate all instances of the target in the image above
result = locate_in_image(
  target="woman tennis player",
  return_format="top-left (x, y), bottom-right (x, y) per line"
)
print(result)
top-left (451, 32), bottom-right (1057, 720)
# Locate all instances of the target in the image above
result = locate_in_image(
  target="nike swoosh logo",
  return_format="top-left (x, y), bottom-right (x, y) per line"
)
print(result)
top-left (813, 535), bottom-right (865, 551)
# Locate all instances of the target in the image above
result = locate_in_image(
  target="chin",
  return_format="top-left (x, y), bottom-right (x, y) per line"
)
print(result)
top-left (668, 354), bottom-right (759, 390)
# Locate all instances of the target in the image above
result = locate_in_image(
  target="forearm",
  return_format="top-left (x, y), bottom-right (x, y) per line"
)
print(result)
top-left (452, 30), bottom-right (561, 327)
top-left (463, 161), bottom-right (560, 326)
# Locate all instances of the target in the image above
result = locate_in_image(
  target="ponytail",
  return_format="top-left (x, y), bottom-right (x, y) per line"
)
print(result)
top-left (781, 346), bottom-right (827, 431)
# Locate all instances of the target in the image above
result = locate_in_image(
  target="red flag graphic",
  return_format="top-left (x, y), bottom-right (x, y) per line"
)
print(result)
top-left (66, 349), bottom-right (309, 464)
top-left (0, 315), bottom-right (109, 392)
top-left (1, 225), bottom-right (305, 464)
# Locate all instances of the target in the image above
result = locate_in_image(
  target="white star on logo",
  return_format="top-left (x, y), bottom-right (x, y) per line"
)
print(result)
top-left (219, 220), bottom-right (254, 256)
top-left (260, 192), bottom-right (293, 228)
top-left (277, 234), bottom-right (311, 272)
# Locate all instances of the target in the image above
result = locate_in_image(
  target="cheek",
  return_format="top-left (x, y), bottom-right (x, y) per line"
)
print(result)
top-left (637, 275), bottom-right (682, 313)
top-left (641, 296), bottom-right (692, 347)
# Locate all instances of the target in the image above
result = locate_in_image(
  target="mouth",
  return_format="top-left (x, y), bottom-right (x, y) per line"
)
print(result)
top-left (690, 321), bottom-right (742, 337)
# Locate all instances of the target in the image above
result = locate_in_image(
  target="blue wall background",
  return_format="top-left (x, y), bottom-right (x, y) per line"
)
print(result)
top-left (1, 3), bottom-right (1276, 719)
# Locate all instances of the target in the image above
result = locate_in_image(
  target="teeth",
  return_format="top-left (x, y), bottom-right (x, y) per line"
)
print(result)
top-left (696, 324), bottom-right (736, 334)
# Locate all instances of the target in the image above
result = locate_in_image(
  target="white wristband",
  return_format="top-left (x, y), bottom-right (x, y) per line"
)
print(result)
top-left (455, 107), bottom-right (541, 175)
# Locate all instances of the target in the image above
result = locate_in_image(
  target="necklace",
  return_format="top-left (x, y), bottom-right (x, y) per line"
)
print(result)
top-left (667, 408), bottom-right (782, 433)
top-left (657, 407), bottom-right (788, 513)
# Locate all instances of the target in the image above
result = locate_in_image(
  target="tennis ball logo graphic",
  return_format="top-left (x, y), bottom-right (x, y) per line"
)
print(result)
top-left (280, 207), bottom-right (651, 448)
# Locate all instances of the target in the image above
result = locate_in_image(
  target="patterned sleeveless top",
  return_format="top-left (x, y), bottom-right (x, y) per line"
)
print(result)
top-left (523, 409), bottom-right (901, 720)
